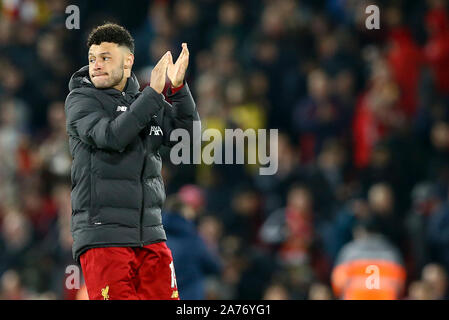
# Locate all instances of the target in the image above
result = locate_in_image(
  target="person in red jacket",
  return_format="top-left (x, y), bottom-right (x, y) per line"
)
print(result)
top-left (424, 6), bottom-right (449, 95)
top-left (352, 57), bottom-right (403, 169)
top-left (387, 27), bottom-right (424, 118)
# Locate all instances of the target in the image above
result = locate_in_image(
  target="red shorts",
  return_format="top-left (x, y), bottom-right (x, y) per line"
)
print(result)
top-left (80, 241), bottom-right (179, 300)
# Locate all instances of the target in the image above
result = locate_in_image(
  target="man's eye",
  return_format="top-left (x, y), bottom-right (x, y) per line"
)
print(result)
top-left (89, 58), bottom-right (95, 63)
top-left (104, 57), bottom-right (110, 61)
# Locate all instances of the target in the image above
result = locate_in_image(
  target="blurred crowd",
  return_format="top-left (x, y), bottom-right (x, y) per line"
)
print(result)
top-left (1, 0), bottom-right (449, 300)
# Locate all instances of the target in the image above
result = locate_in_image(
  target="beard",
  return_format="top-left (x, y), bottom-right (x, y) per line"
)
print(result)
top-left (91, 62), bottom-right (125, 89)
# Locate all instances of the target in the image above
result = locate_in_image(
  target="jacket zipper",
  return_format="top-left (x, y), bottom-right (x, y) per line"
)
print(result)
top-left (125, 88), bottom-right (145, 247)
top-left (140, 136), bottom-right (146, 247)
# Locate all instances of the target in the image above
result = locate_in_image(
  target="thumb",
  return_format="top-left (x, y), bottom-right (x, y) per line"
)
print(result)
top-left (167, 51), bottom-right (173, 65)
top-left (182, 43), bottom-right (189, 56)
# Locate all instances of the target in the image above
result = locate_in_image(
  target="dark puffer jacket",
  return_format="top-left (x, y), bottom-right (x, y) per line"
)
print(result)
top-left (65, 66), bottom-right (199, 262)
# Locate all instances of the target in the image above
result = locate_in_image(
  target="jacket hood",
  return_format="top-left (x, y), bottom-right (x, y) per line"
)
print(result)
top-left (68, 65), bottom-right (141, 95)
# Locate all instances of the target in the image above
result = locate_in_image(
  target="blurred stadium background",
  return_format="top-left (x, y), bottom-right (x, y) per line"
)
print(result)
top-left (1, 0), bottom-right (449, 300)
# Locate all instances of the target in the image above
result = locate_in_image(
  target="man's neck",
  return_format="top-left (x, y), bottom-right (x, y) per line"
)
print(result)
top-left (113, 76), bottom-right (129, 92)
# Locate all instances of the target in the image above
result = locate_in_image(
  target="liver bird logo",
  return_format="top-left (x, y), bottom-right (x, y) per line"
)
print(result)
top-left (101, 285), bottom-right (109, 300)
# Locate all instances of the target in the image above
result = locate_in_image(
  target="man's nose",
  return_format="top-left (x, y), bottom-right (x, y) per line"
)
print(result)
top-left (94, 60), bottom-right (103, 70)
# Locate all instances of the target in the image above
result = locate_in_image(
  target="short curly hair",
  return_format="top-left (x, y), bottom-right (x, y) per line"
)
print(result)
top-left (87, 23), bottom-right (135, 54)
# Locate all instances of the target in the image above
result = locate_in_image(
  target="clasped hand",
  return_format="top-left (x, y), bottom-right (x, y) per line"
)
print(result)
top-left (150, 43), bottom-right (189, 94)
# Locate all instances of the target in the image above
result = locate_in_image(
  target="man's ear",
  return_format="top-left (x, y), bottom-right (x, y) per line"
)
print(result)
top-left (124, 53), bottom-right (134, 77)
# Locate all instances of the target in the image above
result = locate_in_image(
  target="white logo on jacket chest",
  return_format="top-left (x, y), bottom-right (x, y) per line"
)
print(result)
top-left (149, 126), bottom-right (163, 136)
top-left (116, 106), bottom-right (127, 112)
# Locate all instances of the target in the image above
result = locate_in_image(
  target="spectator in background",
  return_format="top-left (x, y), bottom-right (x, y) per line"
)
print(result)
top-left (171, 0), bottom-right (201, 76)
top-left (32, 30), bottom-right (72, 128)
top-left (424, 0), bottom-right (449, 96)
top-left (37, 101), bottom-right (71, 176)
top-left (331, 217), bottom-right (407, 300)
top-left (258, 184), bottom-right (332, 295)
top-left (0, 207), bottom-right (34, 277)
top-left (385, 6), bottom-right (424, 118)
top-left (308, 282), bottom-right (334, 300)
top-left (367, 183), bottom-right (403, 248)
top-left (209, 1), bottom-right (244, 46)
top-left (332, 69), bottom-right (357, 140)
top-left (0, 97), bottom-right (30, 205)
top-left (352, 55), bottom-right (403, 169)
top-left (405, 182), bottom-right (442, 278)
top-left (132, 1), bottom-right (161, 69)
top-left (0, 269), bottom-right (27, 300)
top-left (427, 191), bottom-right (449, 274)
top-left (233, 245), bottom-right (278, 300)
top-left (222, 185), bottom-right (262, 245)
top-left (0, 60), bottom-right (27, 99)
top-left (259, 184), bottom-right (314, 267)
top-left (291, 69), bottom-right (344, 163)
top-left (21, 178), bottom-right (57, 242)
top-left (421, 263), bottom-right (448, 300)
top-left (359, 143), bottom-right (399, 198)
top-left (136, 34), bottom-right (172, 88)
top-left (426, 121), bottom-right (449, 185)
top-left (163, 186), bottom-right (222, 300)
top-left (38, 183), bottom-right (75, 299)
top-left (263, 282), bottom-right (290, 300)
top-left (254, 132), bottom-right (301, 214)
top-left (198, 214), bottom-right (224, 254)
top-left (406, 280), bottom-right (434, 300)
top-left (329, 198), bottom-right (371, 263)
top-left (218, 239), bottom-right (244, 300)
top-left (310, 139), bottom-right (347, 219)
